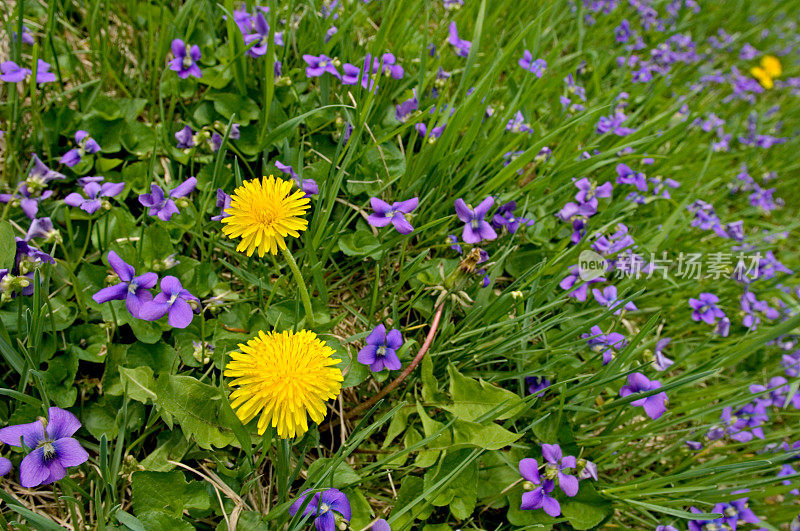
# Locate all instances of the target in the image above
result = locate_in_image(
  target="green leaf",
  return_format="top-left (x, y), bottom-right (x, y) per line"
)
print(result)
top-left (131, 471), bottom-right (210, 518)
top-left (119, 366), bottom-right (157, 403)
top-left (338, 230), bottom-right (382, 258)
top-left (139, 431), bottom-right (192, 472)
top-left (445, 364), bottom-right (524, 421)
top-left (207, 91), bottom-right (260, 124)
top-left (306, 458), bottom-right (361, 488)
top-left (154, 374), bottom-right (236, 449)
top-left (0, 221), bottom-right (15, 270)
top-left (561, 487), bottom-right (613, 530)
top-left (137, 511), bottom-right (193, 531)
top-left (452, 419), bottom-right (521, 450)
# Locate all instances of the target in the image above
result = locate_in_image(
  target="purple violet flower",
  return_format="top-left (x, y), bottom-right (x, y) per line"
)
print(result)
top-left (519, 458), bottom-right (561, 517)
top-left (560, 265), bottom-right (605, 302)
top-left (395, 91), bottom-right (419, 122)
top-left (367, 197), bottom-right (418, 235)
top-left (25, 217), bottom-right (60, 243)
top-left (243, 13), bottom-right (284, 58)
top-left (653, 337), bottom-right (674, 371)
top-left (582, 325), bottom-right (627, 365)
top-left (619, 372), bottom-right (668, 420)
top-left (275, 161), bottom-right (319, 197)
top-left (0, 407), bottom-right (89, 488)
top-left (0, 185), bottom-right (52, 220)
top-left (492, 201), bottom-right (534, 233)
top-left (60, 131), bottom-right (101, 167)
top-left (689, 292), bottom-right (725, 325)
top-left (168, 39), bottom-right (202, 79)
top-left (357, 324), bottom-right (403, 372)
top-left (92, 251), bottom-right (158, 318)
top-left (542, 443), bottom-right (580, 496)
top-left (592, 285), bottom-right (637, 314)
top-left (289, 488), bottom-right (351, 531)
top-left (519, 51), bottom-right (546, 77)
top-left (447, 22), bottom-right (471, 57)
top-left (0, 59), bottom-right (56, 84)
top-left (139, 276), bottom-right (200, 329)
top-left (138, 177), bottom-right (197, 221)
top-left (64, 181), bottom-right (124, 214)
top-left (455, 197), bottom-right (497, 244)
top-left (211, 189), bottom-right (231, 221)
top-left (525, 376), bottom-right (551, 397)
top-left (303, 54), bottom-right (341, 79)
top-left (175, 126), bottom-right (195, 149)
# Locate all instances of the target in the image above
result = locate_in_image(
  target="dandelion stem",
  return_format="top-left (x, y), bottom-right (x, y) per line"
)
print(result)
top-left (280, 247), bottom-right (315, 329)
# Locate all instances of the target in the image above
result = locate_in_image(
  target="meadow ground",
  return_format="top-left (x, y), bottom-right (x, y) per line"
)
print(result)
top-left (0, 0), bottom-right (799, 529)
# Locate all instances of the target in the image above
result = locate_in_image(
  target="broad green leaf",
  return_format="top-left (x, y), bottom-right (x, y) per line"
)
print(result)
top-left (445, 364), bottom-right (525, 421)
top-left (154, 374), bottom-right (236, 449)
top-left (452, 419), bottom-right (521, 450)
top-left (119, 366), bottom-right (157, 404)
top-left (131, 471), bottom-right (210, 518)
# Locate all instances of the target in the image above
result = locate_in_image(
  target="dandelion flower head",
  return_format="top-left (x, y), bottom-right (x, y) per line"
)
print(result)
top-left (221, 175), bottom-right (310, 256)
top-left (225, 329), bottom-right (343, 438)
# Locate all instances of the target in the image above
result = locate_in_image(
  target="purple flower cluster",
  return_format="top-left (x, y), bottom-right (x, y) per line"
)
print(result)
top-left (93, 252), bottom-right (199, 328)
top-left (64, 177), bottom-right (124, 214)
top-left (519, 444), bottom-right (595, 517)
top-left (60, 130), bottom-right (101, 167)
top-left (560, 74), bottom-right (587, 113)
top-left (688, 497), bottom-right (759, 531)
top-left (558, 177), bottom-right (613, 244)
top-left (138, 177), bottom-right (197, 221)
top-left (1, 59), bottom-right (56, 84)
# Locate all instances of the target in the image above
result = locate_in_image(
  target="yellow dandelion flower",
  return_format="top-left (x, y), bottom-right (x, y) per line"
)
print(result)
top-left (224, 329), bottom-right (343, 438)
top-left (750, 55), bottom-right (782, 89)
top-left (221, 175), bottom-right (310, 257)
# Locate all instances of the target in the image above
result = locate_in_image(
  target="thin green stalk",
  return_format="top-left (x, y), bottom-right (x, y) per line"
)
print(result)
top-left (280, 247), bottom-right (315, 329)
